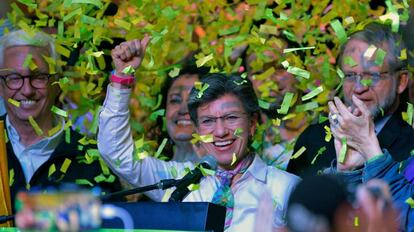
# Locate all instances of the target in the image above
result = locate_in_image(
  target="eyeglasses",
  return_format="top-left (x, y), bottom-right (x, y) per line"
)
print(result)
top-left (343, 71), bottom-right (392, 86)
top-left (198, 112), bottom-right (248, 130)
top-left (0, 73), bottom-right (53, 90)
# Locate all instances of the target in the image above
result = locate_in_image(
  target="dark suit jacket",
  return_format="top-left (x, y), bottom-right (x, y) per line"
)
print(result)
top-left (3, 116), bottom-right (123, 212)
top-left (287, 112), bottom-right (414, 177)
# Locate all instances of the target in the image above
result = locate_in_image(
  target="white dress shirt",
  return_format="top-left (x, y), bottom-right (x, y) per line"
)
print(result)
top-left (98, 85), bottom-right (301, 232)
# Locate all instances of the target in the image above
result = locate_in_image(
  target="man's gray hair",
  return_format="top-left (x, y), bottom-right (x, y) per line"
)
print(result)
top-left (0, 29), bottom-right (60, 73)
top-left (339, 22), bottom-right (408, 71)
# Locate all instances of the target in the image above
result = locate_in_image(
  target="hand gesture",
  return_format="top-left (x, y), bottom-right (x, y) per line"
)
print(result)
top-left (334, 138), bottom-right (365, 171)
top-left (111, 35), bottom-right (150, 76)
top-left (328, 95), bottom-right (381, 161)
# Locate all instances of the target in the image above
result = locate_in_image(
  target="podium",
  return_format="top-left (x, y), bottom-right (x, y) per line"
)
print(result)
top-left (102, 202), bottom-right (226, 232)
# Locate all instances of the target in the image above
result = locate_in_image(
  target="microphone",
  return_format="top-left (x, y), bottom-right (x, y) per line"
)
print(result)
top-left (169, 155), bottom-right (217, 202)
top-left (0, 215), bottom-right (14, 224)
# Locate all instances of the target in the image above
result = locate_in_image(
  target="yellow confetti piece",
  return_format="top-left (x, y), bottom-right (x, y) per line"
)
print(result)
top-left (375, 48), bottom-right (387, 66)
top-left (407, 103), bottom-right (413, 126)
top-left (48, 164), bottom-right (56, 177)
top-left (155, 138), bottom-right (168, 158)
top-left (7, 98), bottom-right (20, 107)
top-left (344, 16), bottom-right (355, 25)
top-left (259, 25), bottom-right (278, 35)
top-left (281, 113), bottom-right (296, 121)
top-left (168, 67), bottom-right (180, 78)
top-left (231, 153), bottom-right (237, 166)
top-left (291, 146), bottom-right (306, 159)
top-left (122, 65), bottom-right (135, 75)
top-left (161, 189), bottom-right (174, 202)
top-left (281, 60), bottom-right (290, 68)
top-left (194, 82), bottom-right (210, 98)
top-left (379, 12), bottom-right (400, 32)
top-left (195, 53), bottom-right (213, 67)
top-left (28, 116), bottom-right (43, 136)
top-left (272, 118), bottom-right (281, 126)
top-left (233, 128), bottom-right (243, 138)
top-left (400, 49), bottom-right (407, 60)
top-left (354, 216), bottom-right (359, 227)
top-left (191, 133), bottom-right (214, 144)
top-left (60, 158), bottom-right (72, 173)
top-left (254, 67), bottom-right (275, 81)
top-left (324, 126), bottom-right (332, 142)
top-left (51, 105), bottom-right (68, 117)
top-left (63, 7), bottom-right (82, 22)
top-left (48, 123), bottom-right (62, 137)
top-left (301, 86), bottom-right (324, 101)
top-left (363, 45), bottom-right (377, 59)
top-left (75, 179), bottom-right (94, 186)
top-left (114, 19), bottom-right (132, 30)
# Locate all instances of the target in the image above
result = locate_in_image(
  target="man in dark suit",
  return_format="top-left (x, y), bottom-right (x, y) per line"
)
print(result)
top-left (287, 22), bottom-right (414, 177)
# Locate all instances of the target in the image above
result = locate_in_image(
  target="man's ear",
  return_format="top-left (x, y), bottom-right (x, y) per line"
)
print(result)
top-left (397, 70), bottom-right (409, 94)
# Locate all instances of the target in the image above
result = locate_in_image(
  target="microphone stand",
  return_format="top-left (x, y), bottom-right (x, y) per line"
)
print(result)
top-left (0, 215), bottom-right (14, 224)
top-left (101, 179), bottom-right (179, 201)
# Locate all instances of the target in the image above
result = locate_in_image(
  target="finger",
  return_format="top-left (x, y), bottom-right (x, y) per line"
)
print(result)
top-left (333, 97), bottom-right (354, 119)
top-left (328, 101), bottom-right (339, 114)
top-left (352, 95), bottom-right (372, 119)
top-left (141, 34), bottom-right (151, 51)
top-left (356, 185), bottom-right (378, 218)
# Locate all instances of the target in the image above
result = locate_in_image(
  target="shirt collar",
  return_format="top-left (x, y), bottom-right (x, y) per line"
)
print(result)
top-left (374, 114), bottom-right (391, 134)
top-left (6, 115), bottom-right (65, 152)
top-left (243, 153), bottom-right (267, 183)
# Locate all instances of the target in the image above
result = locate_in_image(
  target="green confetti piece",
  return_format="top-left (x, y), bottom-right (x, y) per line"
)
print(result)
top-left (330, 19), bottom-right (347, 44)
top-left (51, 105), bottom-right (68, 117)
top-left (62, 7), bottom-right (82, 22)
top-left (26, 184), bottom-right (31, 190)
top-left (170, 166), bottom-right (178, 178)
top-left (400, 49), bottom-right (407, 60)
top-left (168, 67), bottom-right (180, 78)
top-left (188, 183), bottom-right (200, 191)
top-left (254, 67), bottom-right (275, 81)
top-left (48, 164), bottom-right (56, 177)
top-left (374, 48), bottom-right (387, 66)
top-left (405, 197), bottom-right (414, 208)
top-left (338, 138), bottom-right (347, 163)
top-left (28, 116), bottom-right (43, 136)
top-left (94, 174), bottom-right (106, 183)
top-left (155, 138), bottom-right (168, 158)
top-left (233, 128), bottom-right (243, 138)
top-left (291, 146), bottom-right (306, 159)
top-left (200, 165), bottom-right (215, 176)
top-left (17, 0), bottom-right (37, 9)
top-left (283, 46), bottom-right (315, 53)
top-left (277, 92), bottom-right (294, 114)
top-left (48, 123), bottom-right (62, 137)
top-left (22, 54), bottom-right (32, 69)
top-left (60, 158), bottom-right (72, 173)
top-left (65, 127), bottom-right (71, 144)
top-left (8, 98), bottom-right (20, 107)
top-left (361, 79), bottom-right (373, 87)
top-left (295, 102), bottom-right (319, 113)
top-left (311, 146), bottom-right (326, 165)
top-left (219, 25), bottom-right (240, 36)
top-left (287, 66), bottom-right (310, 79)
top-left (161, 6), bottom-right (179, 20)
top-left (344, 56), bottom-right (358, 67)
top-left (319, 115), bottom-right (329, 123)
top-left (337, 68), bottom-right (345, 79)
top-left (122, 65), bottom-right (135, 75)
top-left (407, 103), bottom-right (413, 126)
top-left (251, 139), bottom-right (261, 150)
top-left (9, 169), bottom-right (14, 187)
top-left (258, 99), bottom-right (270, 110)
top-left (149, 109), bottom-right (165, 121)
top-left (72, 0), bottom-right (103, 8)
top-left (55, 44), bottom-right (71, 58)
top-left (75, 179), bottom-right (94, 186)
top-left (301, 86), bottom-right (324, 101)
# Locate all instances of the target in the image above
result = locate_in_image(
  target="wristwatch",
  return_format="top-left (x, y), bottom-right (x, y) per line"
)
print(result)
top-left (110, 71), bottom-right (135, 85)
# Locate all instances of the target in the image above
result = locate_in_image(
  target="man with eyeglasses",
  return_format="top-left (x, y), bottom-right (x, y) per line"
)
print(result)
top-left (287, 22), bottom-right (414, 178)
top-left (98, 38), bottom-right (300, 231)
top-left (0, 30), bottom-right (122, 211)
